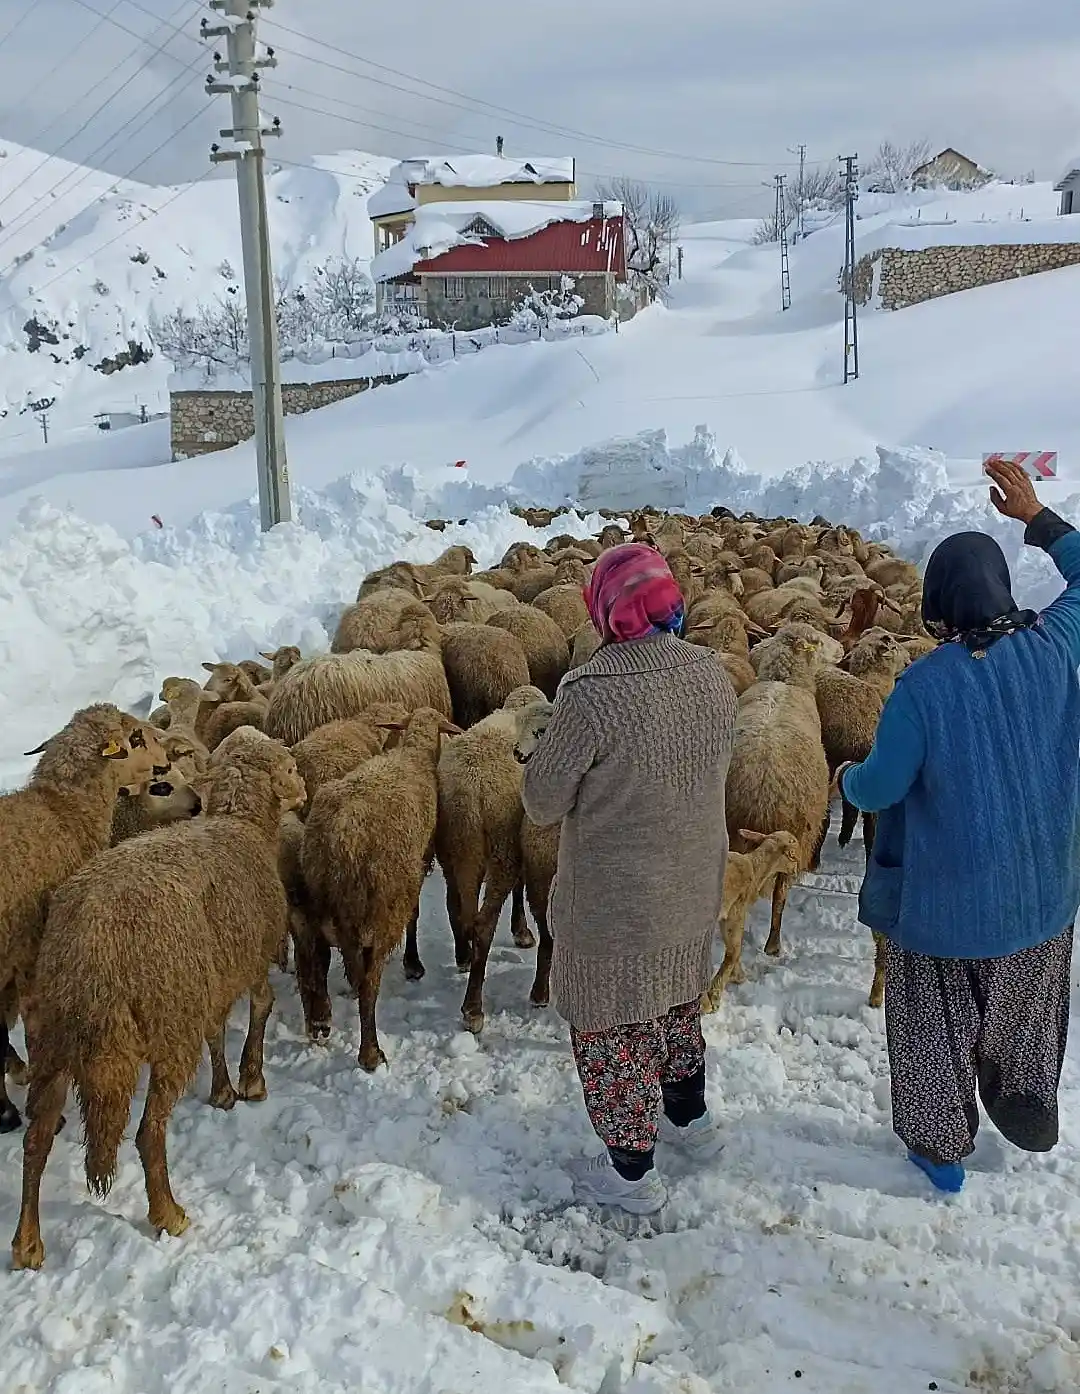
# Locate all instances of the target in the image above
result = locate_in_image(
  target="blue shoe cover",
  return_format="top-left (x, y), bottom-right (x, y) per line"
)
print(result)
top-left (908, 1150), bottom-right (964, 1193)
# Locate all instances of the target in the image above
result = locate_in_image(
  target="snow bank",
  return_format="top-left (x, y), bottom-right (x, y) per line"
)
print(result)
top-left (4, 426), bottom-right (1077, 788)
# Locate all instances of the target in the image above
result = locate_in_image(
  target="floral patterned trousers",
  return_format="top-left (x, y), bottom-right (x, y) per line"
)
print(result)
top-left (569, 1000), bottom-right (706, 1153)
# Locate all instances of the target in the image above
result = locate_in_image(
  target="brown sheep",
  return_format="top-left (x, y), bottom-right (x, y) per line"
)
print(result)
top-left (435, 694), bottom-right (553, 1033)
top-left (153, 678), bottom-right (215, 763)
top-left (200, 699), bottom-right (268, 753)
top-left (725, 637), bottom-right (831, 975)
top-left (596, 523), bottom-right (626, 551)
top-left (422, 576), bottom-right (517, 625)
top-left (356, 560), bottom-right (426, 601)
top-left (486, 607), bottom-right (569, 699)
top-left (509, 564), bottom-right (560, 604)
top-left (703, 829), bottom-right (802, 1011)
top-left (289, 704), bottom-right (409, 814)
top-left (239, 659), bottom-right (273, 686)
top-left (719, 652), bottom-right (757, 695)
top-left (257, 645), bottom-right (303, 691)
top-left (332, 589), bottom-right (442, 656)
top-left (570, 622), bottom-right (602, 669)
top-left (201, 661), bottom-right (262, 705)
top-left (736, 566), bottom-right (776, 600)
top-left (358, 547), bottom-right (478, 602)
top-left (10, 737), bottom-right (306, 1269)
top-left (264, 649), bottom-right (452, 746)
top-left (441, 623), bottom-right (531, 727)
top-left (110, 748), bottom-right (203, 845)
top-left (0, 705), bottom-right (163, 1132)
top-left (531, 584), bottom-right (590, 639)
top-left (866, 554), bottom-right (920, 591)
top-left (300, 708), bottom-right (459, 1068)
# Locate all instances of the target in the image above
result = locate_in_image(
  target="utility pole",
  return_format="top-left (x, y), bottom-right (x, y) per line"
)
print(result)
top-left (788, 143), bottom-right (807, 240)
top-left (202, 0), bottom-right (290, 530)
top-left (677, 245), bottom-right (683, 281)
top-left (37, 411), bottom-right (48, 444)
top-left (775, 174), bottom-right (791, 311)
top-left (840, 154), bottom-right (859, 383)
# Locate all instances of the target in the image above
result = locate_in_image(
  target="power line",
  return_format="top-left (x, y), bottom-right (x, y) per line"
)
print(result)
top-left (0, 0), bottom-right (35, 49)
top-left (0, 0), bottom-right (200, 228)
top-left (3, 0), bottom-right (129, 128)
top-left (258, 16), bottom-right (809, 170)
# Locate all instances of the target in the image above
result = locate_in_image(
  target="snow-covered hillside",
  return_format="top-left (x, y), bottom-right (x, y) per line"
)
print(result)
top-left (0, 141), bottom-right (394, 435)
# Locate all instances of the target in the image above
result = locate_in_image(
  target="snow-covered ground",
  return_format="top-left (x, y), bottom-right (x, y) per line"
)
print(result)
top-left (3, 159), bottom-right (1080, 1391)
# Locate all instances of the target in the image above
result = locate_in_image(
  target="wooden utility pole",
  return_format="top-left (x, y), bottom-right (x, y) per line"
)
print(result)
top-left (202, 0), bottom-right (290, 529)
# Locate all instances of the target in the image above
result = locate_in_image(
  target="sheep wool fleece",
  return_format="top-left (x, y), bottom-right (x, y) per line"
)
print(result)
top-left (522, 633), bottom-right (738, 1032)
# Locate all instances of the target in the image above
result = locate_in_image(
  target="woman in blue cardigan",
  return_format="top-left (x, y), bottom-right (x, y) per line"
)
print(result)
top-left (838, 457), bottom-right (1080, 1194)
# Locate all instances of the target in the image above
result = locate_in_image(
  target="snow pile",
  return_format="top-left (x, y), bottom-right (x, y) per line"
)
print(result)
top-left (4, 426), bottom-right (1076, 790)
top-left (392, 154), bottom-right (577, 190)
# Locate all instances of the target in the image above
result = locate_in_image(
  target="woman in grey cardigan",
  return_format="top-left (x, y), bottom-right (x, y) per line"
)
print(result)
top-left (522, 543), bottom-right (738, 1214)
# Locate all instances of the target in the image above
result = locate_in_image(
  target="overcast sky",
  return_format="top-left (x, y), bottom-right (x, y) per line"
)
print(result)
top-left (0, 0), bottom-right (1077, 220)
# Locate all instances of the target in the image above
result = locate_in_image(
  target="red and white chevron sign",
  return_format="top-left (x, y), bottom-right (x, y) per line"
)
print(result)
top-left (983, 451), bottom-right (1058, 479)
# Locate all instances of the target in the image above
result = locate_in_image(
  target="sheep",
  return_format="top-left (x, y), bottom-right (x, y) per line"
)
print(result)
top-left (441, 623), bottom-right (531, 727)
top-left (200, 698), bottom-right (268, 752)
top-left (724, 635), bottom-right (831, 975)
top-left (10, 737), bottom-right (306, 1270)
top-left (775, 555), bottom-right (825, 587)
top-left (358, 547), bottom-right (478, 602)
top-left (300, 708), bottom-right (459, 1068)
top-left (702, 830), bottom-right (802, 1011)
top-left (685, 592), bottom-right (766, 657)
top-left (256, 645), bottom-right (303, 693)
top-left (332, 588), bottom-right (442, 656)
top-left (201, 661), bottom-right (263, 705)
top-left (665, 551), bottom-right (705, 607)
top-left (151, 678), bottom-right (215, 762)
top-left (736, 566), bottom-right (776, 600)
top-left (356, 561), bottom-right (425, 601)
top-left (486, 607), bottom-right (569, 699)
top-left (500, 541), bottom-right (546, 569)
top-left (264, 649), bottom-right (452, 746)
top-left (570, 622), bottom-right (603, 668)
top-left (110, 743), bottom-right (203, 845)
top-left (719, 652), bottom-right (758, 695)
top-left (0, 706), bottom-right (164, 1133)
top-left (866, 554), bottom-right (921, 591)
top-left (422, 576), bottom-right (516, 625)
top-left (750, 623), bottom-right (843, 676)
top-left (238, 659), bottom-right (273, 687)
top-left (509, 564), bottom-right (560, 604)
top-left (435, 692), bottom-right (553, 1033)
top-left (531, 584), bottom-right (590, 640)
top-left (596, 523), bottom-right (627, 550)
top-left (289, 704), bottom-right (409, 813)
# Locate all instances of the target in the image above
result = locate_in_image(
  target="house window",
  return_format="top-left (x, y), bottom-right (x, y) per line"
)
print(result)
top-left (488, 276), bottom-right (509, 298)
top-left (1065, 190), bottom-right (1075, 215)
top-left (472, 277), bottom-right (490, 297)
top-left (462, 216), bottom-right (501, 238)
top-left (444, 277), bottom-right (467, 300)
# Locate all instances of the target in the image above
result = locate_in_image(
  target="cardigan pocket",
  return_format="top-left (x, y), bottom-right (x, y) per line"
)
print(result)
top-left (858, 861), bottom-right (903, 933)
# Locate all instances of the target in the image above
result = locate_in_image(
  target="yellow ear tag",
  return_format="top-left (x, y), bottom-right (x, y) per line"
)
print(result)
top-left (101, 739), bottom-right (124, 757)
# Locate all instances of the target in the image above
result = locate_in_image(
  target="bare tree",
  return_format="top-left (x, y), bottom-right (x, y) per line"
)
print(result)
top-left (595, 176), bottom-right (680, 300)
top-left (864, 138), bottom-right (933, 194)
top-left (753, 163), bottom-right (843, 244)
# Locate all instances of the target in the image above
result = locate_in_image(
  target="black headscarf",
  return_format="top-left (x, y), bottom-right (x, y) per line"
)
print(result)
top-left (921, 531), bottom-right (1036, 652)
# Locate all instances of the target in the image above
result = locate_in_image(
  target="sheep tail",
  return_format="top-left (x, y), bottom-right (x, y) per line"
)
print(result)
top-left (837, 796), bottom-right (859, 849)
top-left (75, 1025), bottom-right (142, 1199)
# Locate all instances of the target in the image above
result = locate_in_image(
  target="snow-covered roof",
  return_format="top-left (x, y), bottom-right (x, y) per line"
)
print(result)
top-left (390, 155), bottom-right (575, 190)
top-left (1054, 158), bottom-right (1080, 191)
top-left (370, 199), bottom-right (622, 282)
top-left (368, 181), bottom-right (418, 219)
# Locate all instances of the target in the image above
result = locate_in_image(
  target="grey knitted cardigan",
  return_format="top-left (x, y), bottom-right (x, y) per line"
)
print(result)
top-left (521, 633), bottom-right (738, 1031)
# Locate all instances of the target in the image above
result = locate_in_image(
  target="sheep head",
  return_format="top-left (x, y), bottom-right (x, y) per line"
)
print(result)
top-left (736, 828), bottom-right (801, 878)
top-left (438, 544), bottom-right (477, 575)
top-left (513, 701), bottom-right (555, 764)
top-left (503, 686), bottom-right (548, 710)
top-left (260, 645), bottom-right (303, 679)
top-left (207, 738), bottom-right (307, 825)
top-left (201, 662), bottom-right (259, 703)
top-left (25, 705), bottom-right (164, 796)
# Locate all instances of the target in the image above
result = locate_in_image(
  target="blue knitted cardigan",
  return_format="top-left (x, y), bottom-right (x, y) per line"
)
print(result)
top-left (841, 514), bottom-right (1080, 959)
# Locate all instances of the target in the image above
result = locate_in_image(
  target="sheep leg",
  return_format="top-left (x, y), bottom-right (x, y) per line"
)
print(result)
top-left (356, 946), bottom-right (388, 1073)
top-left (206, 1023), bottom-right (238, 1110)
top-left (809, 807), bottom-right (831, 873)
top-left (0, 1023), bottom-right (22, 1132)
top-left (444, 860), bottom-right (481, 973)
top-left (703, 912), bottom-right (748, 1013)
top-left (10, 1067), bottom-right (68, 1271)
top-left (510, 881), bottom-right (535, 949)
top-left (461, 864), bottom-right (517, 1034)
top-left (862, 811), bottom-right (877, 865)
top-left (294, 926), bottom-right (333, 1042)
top-left (135, 1066), bottom-right (189, 1239)
top-left (5, 1042), bottom-right (28, 1089)
top-left (529, 897), bottom-right (553, 1009)
top-left (238, 975), bottom-right (273, 1102)
top-left (869, 932), bottom-right (887, 1009)
top-left (403, 903), bottom-right (425, 982)
top-left (764, 874), bottom-right (792, 957)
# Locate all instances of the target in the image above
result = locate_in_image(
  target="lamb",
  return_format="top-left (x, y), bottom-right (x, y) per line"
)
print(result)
top-left (151, 678), bottom-right (215, 763)
top-left (486, 607), bottom-right (569, 698)
top-left (435, 691), bottom-right (553, 1033)
top-left (110, 731), bottom-right (203, 844)
top-left (724, 635), bottom-right (831, 978)
top-left (815, 630), bottom-right (911, 1007)
top-left (264, 649), bottom-right (452, 745)
top-left (531, 584), bottom-right (590, 640)
top-left (332, 588), bottom-right (442, 655)
top-left (0, 706), bottom-right (163, 1132)
top-left (702, 830), bottom-right (802, 1011)
top-left (10, 737), bottom-right (306, 1270)
top-left (441, 623), bottom-right (531, 727)
top-left (300, 708), bottom-right (459, 1068)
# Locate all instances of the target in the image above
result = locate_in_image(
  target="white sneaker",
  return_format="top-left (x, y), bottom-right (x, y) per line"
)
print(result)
top-left (566, 1153), bottom-right (668, 1215)
top-left (657, 1109), bottom-right (724, 1160)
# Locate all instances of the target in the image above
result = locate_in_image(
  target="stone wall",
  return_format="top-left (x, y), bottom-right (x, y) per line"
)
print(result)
top-left (421, 271), bottom-right (616, 332)
top-left (170, 374), bottom-right (405, 459)
top-left (852, 241), bottom-right (1080, 311)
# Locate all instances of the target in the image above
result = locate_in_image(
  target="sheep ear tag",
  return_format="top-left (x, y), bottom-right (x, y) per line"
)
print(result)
top-left (101, 739), bottom-right (125, 759)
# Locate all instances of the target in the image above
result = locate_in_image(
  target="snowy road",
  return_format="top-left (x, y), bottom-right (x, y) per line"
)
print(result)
top-left (2, 816), bottom-right (1078, 1393)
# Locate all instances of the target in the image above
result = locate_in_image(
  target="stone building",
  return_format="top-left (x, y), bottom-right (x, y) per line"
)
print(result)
top-left (1055, 159), bottom-right (1080, 215)
top-left (911, 148), bottom-right (992, 191)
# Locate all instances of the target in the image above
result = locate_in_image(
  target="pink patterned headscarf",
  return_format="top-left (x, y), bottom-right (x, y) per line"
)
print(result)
top-left (584, 544), bottom-right (686, 645)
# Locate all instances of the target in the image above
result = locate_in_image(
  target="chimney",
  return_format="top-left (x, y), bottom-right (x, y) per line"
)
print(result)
top-left (592, 201), bottom-right (605, 220)
top-left (496, 135), bottom-right (504, 156)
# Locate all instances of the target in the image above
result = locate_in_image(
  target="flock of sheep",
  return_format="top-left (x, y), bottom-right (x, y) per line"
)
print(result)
top-left (0, 505), bottom-right (932, 1269)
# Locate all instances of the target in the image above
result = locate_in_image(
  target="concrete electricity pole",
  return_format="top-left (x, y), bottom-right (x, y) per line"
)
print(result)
top-left (202, 0), bottom-right (290, 530)
top-left (788, 143), bottom-right (807, 241)
top-left (775, 174), bottom-right (791, 311)
top-left (840, 154), bottom-right (860, 384)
